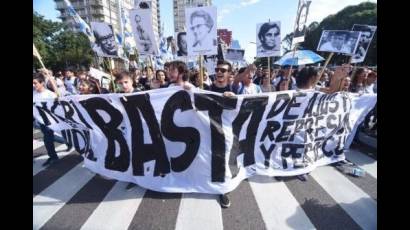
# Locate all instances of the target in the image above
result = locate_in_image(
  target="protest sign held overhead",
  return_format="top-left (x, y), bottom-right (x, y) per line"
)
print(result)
top-left (317, 30), bottom-right (362, 55)
top-left (91, 22), bottom-right (120, 58)
top-left (256, 21), bottom-right (281, 57)
top-left (292, 0), bottom-right (312, 46)
top-left (118, 0), bottom-right (137, 54)
top-left (33, 87), bottom-right (376, 194)
top-left (204, 55), bottom-right (217, 75)
top-left (225, 49), bottom-right (245, 61)
top-left (186, 6), bottom-right (218, 56)
top-left (129, 5), bottom-right (159, 56)
top-left (351, 24), bottom-right (377, 63)
top-left (176, 32), bottom-right (188, 57)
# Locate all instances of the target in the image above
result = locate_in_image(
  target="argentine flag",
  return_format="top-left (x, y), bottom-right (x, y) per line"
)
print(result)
top-left (63, 0), bottom-right (95, 42)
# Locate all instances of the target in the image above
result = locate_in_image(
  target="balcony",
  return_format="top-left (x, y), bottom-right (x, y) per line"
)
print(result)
top-left (55, 1), bottom-right (85, 10)
top-left (90, 8), bottom-right (105, 15)
top-left (55, 1), bottom-right (65, 9)
top-left (88, 0), bottom-right (103, 6)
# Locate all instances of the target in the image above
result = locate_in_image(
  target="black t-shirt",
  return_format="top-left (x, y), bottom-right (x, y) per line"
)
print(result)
top-left (160, 83), bottom-right (169, 88)
top-left (100, 88), bottom-right (110, 94)
top-left (139, 77), bottom-right (148, 86)
top-left (208, 84), bottom-right (231, 93)
top-left (253, 76), bottom-right (263, 85)
top-left (133, 88), bottom-right (142, 93)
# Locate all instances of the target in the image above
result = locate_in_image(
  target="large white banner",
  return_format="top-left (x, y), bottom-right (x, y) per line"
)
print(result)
top-left (33, 88), bottom-right (376, 194)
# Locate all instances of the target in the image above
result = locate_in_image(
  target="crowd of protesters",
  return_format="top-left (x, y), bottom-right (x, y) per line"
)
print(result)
top-left (33, 59), bottom-right (377, 208)
top-left (33, 61), bottom-right (377, 99)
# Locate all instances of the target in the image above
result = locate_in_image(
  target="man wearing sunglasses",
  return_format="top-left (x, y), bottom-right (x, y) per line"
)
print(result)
top-left (208, 60), bottom-right (235, 95)
top-left (204, 60), bottom-right (235, 208)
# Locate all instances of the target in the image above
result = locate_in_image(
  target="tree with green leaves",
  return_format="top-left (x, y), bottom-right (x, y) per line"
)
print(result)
top-left (282, 2), bottom-right (377, 66)
top-left (33, 12), bottom-right (95, 71)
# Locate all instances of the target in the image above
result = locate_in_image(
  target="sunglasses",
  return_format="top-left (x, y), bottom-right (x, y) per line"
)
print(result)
top-left (215, 68), bottom-right (228, 73)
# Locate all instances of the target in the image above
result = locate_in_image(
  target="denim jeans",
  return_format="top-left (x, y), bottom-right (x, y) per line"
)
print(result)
top-left (39, 124), bottom-right (58, 160)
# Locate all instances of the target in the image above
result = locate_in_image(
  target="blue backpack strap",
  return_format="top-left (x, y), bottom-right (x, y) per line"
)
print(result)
top-left (256, 85), bottom-right (262, 93)
top-left (74, 77), bottom-right (79, 87)
top-left (238, 83), bottom-right (244, 94)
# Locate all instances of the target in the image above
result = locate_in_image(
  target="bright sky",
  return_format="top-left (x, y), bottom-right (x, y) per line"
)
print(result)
top-left (34, 0), bottom-right (377, 63)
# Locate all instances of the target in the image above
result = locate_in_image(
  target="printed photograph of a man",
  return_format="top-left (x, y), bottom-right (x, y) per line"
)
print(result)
top-left (177, 32), bottom-right (187, 56)
top-left (317, 30), bottom-right (361, 55)
top-left (91, 22), bottom-right (118, 57)
top-left (351, 24), bottom-right (377, 63)
top-left (225, 49), bottom-right (245, 61)
top-left (129, 7), bottom-right (159, 56)
top-left (256, 21), bottom-right (281, 57)
top-left (186, 6), bottom-right (217, 56)
top-left (293, 0), bottom-right (311, 44)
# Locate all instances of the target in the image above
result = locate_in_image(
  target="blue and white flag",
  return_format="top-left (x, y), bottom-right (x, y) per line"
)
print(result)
top-left (118, 0), bottom-right (136, 54)
top-left (63, 0), bottom-right (95, 42)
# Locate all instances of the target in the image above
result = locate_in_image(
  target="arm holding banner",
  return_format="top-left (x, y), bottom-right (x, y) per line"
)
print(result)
top-left (320, 64), bottom-right (351, 93)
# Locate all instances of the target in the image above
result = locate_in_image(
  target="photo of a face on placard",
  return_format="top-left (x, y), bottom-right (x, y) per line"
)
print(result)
top-left (351, 24), bottom-right (377, 63)
top-left (129, 8), bottom-right (159, 55)
top-left (256, 21), bottom-right (281, 57)
top-left (176, 32), bottom-right (188, 56)
top-left (91, 22), bottom-right (119, 57)
top-left (293, 0), bottom-right (312, 45)
top-left (186, 6), bottom-right (217, 56)
top-left (225, 49), bottom-right (245, 61)
top-left (204, 55), bottom-right (217, 75)
top-left (317, 30), bottom-right (361, 55)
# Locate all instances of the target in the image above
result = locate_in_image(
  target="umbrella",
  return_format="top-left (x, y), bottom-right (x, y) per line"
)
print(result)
top-left (275, 50), bottom-right (325, 66)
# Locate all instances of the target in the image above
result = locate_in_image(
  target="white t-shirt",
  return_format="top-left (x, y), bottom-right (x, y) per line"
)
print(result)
top-left (64, 77), bottom-right (78, 94)
top-left (33, 89), bottom-right (57, 101)
top-left (364, 83), bottom-right (376, 94)
top-left (204, 77), bottom-right (212, 86)
top-left (236, 82), bottom-right (261, 94)
top-left (168, 82), bottom-right (196, 89)
top-left (272, 76), bottom-right (297, 90)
